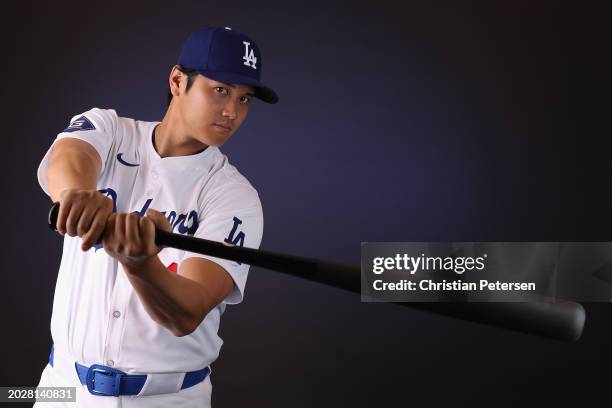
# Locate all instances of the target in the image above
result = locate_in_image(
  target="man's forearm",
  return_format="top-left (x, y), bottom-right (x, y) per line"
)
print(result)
top-left (122, 256), bottom-right (208, 337)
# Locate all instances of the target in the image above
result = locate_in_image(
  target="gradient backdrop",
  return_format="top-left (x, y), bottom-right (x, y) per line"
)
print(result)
top-left (2, 1), bottom-right (608, 406)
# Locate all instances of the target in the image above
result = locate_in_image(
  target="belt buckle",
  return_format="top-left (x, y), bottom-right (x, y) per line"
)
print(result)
top-left (85, 364), bottom-right (125, 397)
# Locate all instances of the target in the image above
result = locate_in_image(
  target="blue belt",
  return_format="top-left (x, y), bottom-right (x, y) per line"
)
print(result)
top-left (49, 344), bottom-right (210, 397)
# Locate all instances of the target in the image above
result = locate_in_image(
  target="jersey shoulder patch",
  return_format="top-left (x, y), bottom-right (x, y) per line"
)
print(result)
top-left (62, 115), bottom-right (96, 133)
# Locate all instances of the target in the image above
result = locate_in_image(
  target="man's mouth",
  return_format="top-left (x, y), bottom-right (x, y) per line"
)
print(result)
top-left (213, 123), bottom-right (232, 133)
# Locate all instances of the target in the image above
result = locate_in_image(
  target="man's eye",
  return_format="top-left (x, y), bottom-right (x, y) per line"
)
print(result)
top-left (215, 87), bottom-right (228, 95)
top-left (240, 96), bottom-right (252, 104)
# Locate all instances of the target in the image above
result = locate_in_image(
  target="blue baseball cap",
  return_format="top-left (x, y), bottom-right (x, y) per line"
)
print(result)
top-left (177, 26), bottom-right (278, 104)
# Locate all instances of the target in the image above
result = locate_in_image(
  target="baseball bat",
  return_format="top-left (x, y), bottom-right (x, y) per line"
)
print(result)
top-left (47, 202), bottom-right (585, 341)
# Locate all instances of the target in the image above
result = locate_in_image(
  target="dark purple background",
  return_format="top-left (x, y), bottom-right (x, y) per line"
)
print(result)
top-left (2, 1), bottom-right (609, 406)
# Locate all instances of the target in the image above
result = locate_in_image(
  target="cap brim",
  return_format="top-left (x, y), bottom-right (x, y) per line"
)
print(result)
top-left (197, 70), bottom-right (279, 104)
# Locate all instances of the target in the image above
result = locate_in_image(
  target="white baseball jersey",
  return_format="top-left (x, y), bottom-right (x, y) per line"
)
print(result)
top-left (34, 107), bottom-right (263, 407)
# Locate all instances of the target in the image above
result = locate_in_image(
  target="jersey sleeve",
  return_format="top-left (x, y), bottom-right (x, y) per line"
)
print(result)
top-left (181, 183), bottom-right (264, 305)
top-left (37, 107), bottom-right (118, 197)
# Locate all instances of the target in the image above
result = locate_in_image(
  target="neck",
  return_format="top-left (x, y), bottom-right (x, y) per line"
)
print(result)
top-left (154, 104), bottom-right (209, 158)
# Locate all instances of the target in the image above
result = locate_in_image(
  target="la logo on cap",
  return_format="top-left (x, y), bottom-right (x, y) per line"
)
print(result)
top-left (242, 41), bottom-right (257, 69)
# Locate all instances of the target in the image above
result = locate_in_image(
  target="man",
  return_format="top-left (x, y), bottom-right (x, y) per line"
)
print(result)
top-left (34, 26), bottom-right (278, 407)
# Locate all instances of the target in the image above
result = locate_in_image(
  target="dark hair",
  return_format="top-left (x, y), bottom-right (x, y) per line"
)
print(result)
top-left (167, 65), bottom-right (199, 107)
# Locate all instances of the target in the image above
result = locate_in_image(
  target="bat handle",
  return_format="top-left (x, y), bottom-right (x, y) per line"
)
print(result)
top-left (48, 202), bottom-right (164, 242)
top-left (48, 202), bottom-right (60, 231)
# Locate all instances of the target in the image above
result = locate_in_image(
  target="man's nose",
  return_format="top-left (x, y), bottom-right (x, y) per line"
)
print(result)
top-left (221, 100), bottom-right (238, 120)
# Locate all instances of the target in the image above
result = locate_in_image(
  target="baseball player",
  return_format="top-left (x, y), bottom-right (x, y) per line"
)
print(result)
top-left (33, 26), bottom-right (278, 407)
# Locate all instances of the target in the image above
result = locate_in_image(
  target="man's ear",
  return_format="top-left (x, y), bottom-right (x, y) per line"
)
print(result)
top-left (168, 65), bottom-right (184, 98)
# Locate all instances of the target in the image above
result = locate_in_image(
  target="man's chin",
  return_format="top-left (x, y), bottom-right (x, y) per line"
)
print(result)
top-left (199, 139), bottom-right (224, 149)
top-left (201, 132), bottom-right (232, 148)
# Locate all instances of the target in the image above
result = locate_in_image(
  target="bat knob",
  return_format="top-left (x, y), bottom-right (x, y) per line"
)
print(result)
top-left (48, 202), bottom-right (60, 231)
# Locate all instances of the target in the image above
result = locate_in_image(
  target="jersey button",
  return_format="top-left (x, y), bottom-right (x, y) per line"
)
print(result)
top-left (107, 360), bottom-right (115, 367)
top-left (113, 311), bottom-right (121, 318)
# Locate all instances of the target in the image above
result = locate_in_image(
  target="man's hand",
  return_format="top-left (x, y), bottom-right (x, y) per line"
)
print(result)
top-left (102, 209), bottom-right (173, 269)
top-left (55, 189), bottom-right (114, 251)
